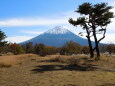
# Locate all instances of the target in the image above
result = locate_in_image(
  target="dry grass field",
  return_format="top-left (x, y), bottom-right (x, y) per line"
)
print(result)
top-left (0, 54), bottom-right (115, 86)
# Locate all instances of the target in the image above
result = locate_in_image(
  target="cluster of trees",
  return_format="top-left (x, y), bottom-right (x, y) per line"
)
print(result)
top-left (0, 42), bottom-right (58, 56)
top-left (0, 43), bottom-right (25, 55)
top-left (0, 29), bottom-right (115, 57)
top-left (22, 42), bottom-right (58, 56)
top-left (0, 41), bottom-right (84, 56)
top-left (99, 44), bottom-right (115, 55)
top-left (60, 41), bottom-right (82, 55)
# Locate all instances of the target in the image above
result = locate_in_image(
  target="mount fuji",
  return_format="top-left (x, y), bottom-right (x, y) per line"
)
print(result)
top-left (20, 26), bottom-right (91, 47)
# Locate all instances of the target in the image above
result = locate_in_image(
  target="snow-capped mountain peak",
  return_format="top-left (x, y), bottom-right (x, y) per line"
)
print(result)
top-left (44, 26), bottom-right (70, 34)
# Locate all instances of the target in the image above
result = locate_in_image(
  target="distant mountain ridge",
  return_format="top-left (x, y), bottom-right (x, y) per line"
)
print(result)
top-left (20, 26), bottom-right (92, 47)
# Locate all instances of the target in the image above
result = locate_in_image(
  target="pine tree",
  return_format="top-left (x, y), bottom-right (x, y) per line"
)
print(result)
top-left (0, 30), bottom-right (7, 53)
top-left (69, 3), bottom-right (114, 60)
top-left (0, 30), bottom-right (7, 47)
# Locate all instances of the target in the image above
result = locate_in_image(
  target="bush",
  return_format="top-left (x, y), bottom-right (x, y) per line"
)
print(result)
top-left (22, 42), bottom-right (34, 53)
top-left (49, 55), bottom-right (86, 66)
top-left (10, 43), bottom-right (25, 55)
top-left (34, 44), bottom-right (58, 56)
top-left (82, 46), bottom-right (89, 54)
top-left (59, 41), bottom-right (82, 55)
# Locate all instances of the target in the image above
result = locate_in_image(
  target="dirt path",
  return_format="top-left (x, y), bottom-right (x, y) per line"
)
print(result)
top-left (0, 55), bottom-right (115, 86)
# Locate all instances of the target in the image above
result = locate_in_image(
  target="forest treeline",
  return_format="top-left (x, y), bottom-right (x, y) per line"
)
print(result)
top-left (0, 40), bottom-right (115, 56)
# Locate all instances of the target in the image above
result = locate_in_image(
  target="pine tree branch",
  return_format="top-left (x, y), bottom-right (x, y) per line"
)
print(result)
top-left (97, 27), bottom-right (106, 43)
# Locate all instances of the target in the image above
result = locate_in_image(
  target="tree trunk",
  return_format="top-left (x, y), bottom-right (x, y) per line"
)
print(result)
top-left (87, 37), bottom-right (94, 58)
top-left (95, 41), bottom-right (100, 60)
top-left (93, 28), bottom-right (100, 60)
top-left (86, 29), bottom-right (94, 58)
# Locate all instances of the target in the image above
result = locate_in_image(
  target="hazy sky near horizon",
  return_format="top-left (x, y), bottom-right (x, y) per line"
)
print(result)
top-left (0, 0), bottom-right (115, 43)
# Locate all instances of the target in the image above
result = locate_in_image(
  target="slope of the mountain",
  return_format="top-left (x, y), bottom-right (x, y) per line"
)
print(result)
top-left (20, 26), bottom-right (92, 47)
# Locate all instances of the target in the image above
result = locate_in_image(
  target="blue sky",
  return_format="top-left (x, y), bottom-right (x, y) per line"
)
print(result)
top-left (0, 0), bottom-right (115, 43)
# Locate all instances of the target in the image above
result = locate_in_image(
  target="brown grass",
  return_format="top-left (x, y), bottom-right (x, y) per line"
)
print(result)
top-left (47, 54), bottom-right (88, 65)
top-left (0, 54), bottom-right (115, 86)
top-left (0, 54), bottom-right (37, 67)
top-left (46, 54), bottom-right (115, 72)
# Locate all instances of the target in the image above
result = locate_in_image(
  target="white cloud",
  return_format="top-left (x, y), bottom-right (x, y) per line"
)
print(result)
top-left (0, 17), bottom-right (68, 27)
top-left (0, 10), bottom-right (79, 27)
top-left (98, 33), bottom-right (115, 44)
top-left (5, 36), bottom-right (33, 43)
top-left (21, 30), bottom-right (43, 35)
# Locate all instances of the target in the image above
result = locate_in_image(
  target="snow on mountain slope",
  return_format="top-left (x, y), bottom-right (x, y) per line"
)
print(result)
top-left (44, 26), bottom-right (70, 34)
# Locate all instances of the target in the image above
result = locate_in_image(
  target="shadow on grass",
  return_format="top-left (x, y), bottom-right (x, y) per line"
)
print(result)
top-left (37, 57), bottom-right (94, 63)
top-left (31, 64), bottom-right (97, 73)
top-left (97, 83), bottom-right (115, 86)
top-left (32, 57), bottom-right (115, 73)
